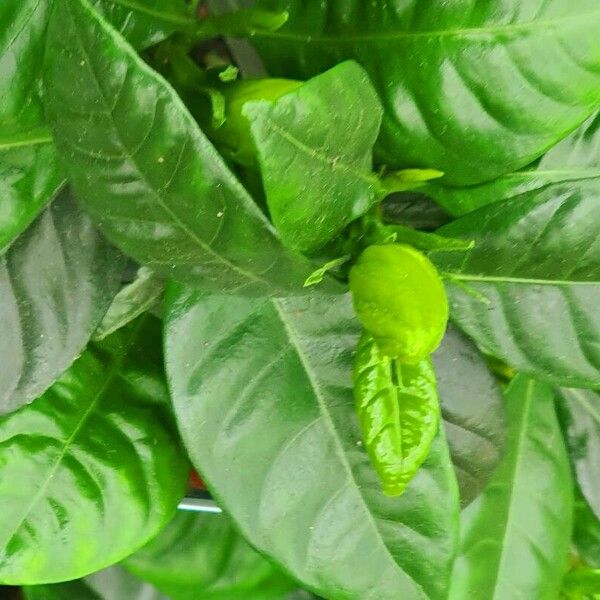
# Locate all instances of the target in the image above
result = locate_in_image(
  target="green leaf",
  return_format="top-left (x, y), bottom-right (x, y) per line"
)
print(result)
top-left (44, 0), bottom-right (329, 296)
top-left (432, 324), bottom-right (505, 507)
top-left (92, 0), bottom-right (194, 49)
top-left (449, 375), bottom-right (573, 599)
top-left (124, 511), bottom-right (299, 600)
top-left (0, 189), bottom-right (124, 415)
top-left (427, 111), bottom-right (600, 216)
top-left (562, 569), bottom-right (600, 598)
top-left (25, 566), bottom-right (168, 600)
top-left (353, 332), bottom-right (440, 497)
top-left (245, 61), bottom-right (383, 253)
top-left (431, 182), bottom-right (600, 388)
top-left (0, 316), bottom-right (188, 584)
top-left (94, 266), bottom-right (165, 340)
top-left (574, 488), bottom-right (600, 568)
top-left (249, 0), bottom-right (600, 186)
top-left (0, 0), bottom-right (65, 253)
top-left (165, 289), bottom-right (459, 600)
top-left (556, 388), bottom-right (600, 520)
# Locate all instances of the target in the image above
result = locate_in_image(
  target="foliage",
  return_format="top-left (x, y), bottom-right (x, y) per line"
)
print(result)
top-left (1, 0), bottom-right (599, 598)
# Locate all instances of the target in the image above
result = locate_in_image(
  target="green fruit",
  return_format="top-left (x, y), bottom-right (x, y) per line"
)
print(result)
top-left (211, 78), bottom-right (303, 165)
top-left (349, 244), bottom-right (449, 362)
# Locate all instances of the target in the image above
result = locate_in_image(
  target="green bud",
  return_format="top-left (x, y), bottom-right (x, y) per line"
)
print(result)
top-left (211, 78), bottom-right (302, 165)
top-left (349, 244), bottom-right (448, 362)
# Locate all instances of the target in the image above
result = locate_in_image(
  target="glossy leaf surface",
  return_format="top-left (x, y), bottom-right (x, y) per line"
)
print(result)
top-left (166, 288), bottom-right (459, 600)
top-left (450, 376), bottom-right (573, 599)
top-left (0, 190), bottom-right (123, 415)
top-left (94, 266), bottom-right (165, 340)
top-left (0, 0), bottom-right (64, 253)
top-left (246, 61), bottom-right (383, 253)
top-left (556, 387), bottom-right (600, 520)
top-left (432, 182), bottom-right (600, 387)
top-left (353, 332), bottom-right (439, 497)
top-left (250, 0), bottom-right (600, 185)
top-left (124, 511), bottom-right (298, 600)
top-left (44, 0), bottom-right (326, 296)
top-left (427, 111), bottom-right (600, 215)
top-left (0, 317), bottom-right (188, 584)
top-left (432, 324), bottom-right (505, 507)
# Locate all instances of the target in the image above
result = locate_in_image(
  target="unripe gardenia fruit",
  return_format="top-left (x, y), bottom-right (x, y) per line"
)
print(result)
top-left (211, 78), bottom-right (303, 165)
top-left (349, 244), bottom-right (449, 362)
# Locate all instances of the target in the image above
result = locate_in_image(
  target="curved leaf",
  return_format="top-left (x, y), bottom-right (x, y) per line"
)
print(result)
top-left (245, 61), bottom-right (383, 253)
top-left (427, 111), bottom-right (600, 216)
top-left (573, 488), bottom-right (600, 568)
top-left (353, 332), bottom-right (439, 497)
top-left (124, 511), bottom-right (298, 600)
top-left (0, 317), bottom-right (188, 585)
top-left (449, 375), bottom-right (573, 599)
top-left (44, 0), bottom-right (330, 296)
top-left (432, 182), bottom-right (600, 387)
top-left (432, 324), bottom-right (505, 507)
top-left (0, 0), bottom-right (65, 253)
top-left (250, 0), bottom-right (600, 185)
top-left (556, 387), bottom-right (600, 520)
top-left (0, 189), bottom-right (123, 415)
top-left (166, 289), bottom-right (459, 600)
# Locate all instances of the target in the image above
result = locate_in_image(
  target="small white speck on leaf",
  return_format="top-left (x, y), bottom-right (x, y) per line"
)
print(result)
top-left (157, 156), bottom-right (164, 163)
top-left (217, 211), bottom-right (224, 217)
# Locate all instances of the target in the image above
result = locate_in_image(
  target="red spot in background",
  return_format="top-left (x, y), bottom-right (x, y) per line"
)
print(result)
top-left (188, 468), bottom-right (206, 490)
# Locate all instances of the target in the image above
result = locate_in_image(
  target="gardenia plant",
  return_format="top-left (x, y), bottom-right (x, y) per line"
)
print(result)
top-left (1, 0), bottom-right (600, 599)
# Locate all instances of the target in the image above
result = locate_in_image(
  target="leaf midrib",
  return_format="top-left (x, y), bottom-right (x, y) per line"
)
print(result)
top-left (271, 300), bottom-right (427, 598)
top-left (251, 10), bottom-right (600, 43)
top-left (104, 0), bottom-right (195, 27)
top-left (445, 273), bottom-right (600, 286)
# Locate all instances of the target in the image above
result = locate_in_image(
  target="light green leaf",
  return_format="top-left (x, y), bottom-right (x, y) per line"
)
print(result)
top-left (94, 266), bottom-right (165, 340)
top-left (556, 388), bottom-right (600, 521)
top-left (250, 0), bottom-right (600, 185)
top-left (432, 182), bottom-right (600, 388)
top-left (124, 511), bottom-right (299, 600)
top-left (245, 61), bottom-right (383, 253)
top-left (427, 111), bottom-right (600, 215)
top-left (0, 189), bottom-right (124, 415)
top-left (432, 324), bottom-right (505, 507)
top-left (44, 0), bottom-right (331, 296)
top-left (0, 316), bottom-right (189, 584)
top-left (449, 375), bottom-right (573, 599)
top-left (165, 289), bottom-right (459, 600)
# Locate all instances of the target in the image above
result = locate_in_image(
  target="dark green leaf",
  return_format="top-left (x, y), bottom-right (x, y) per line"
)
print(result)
top-left (250, 0), bottom-right (600, 185)
top-left (0, 189), bottom-right (123, 415)
top-left (94, 266), bottom-right (165, 340)
top-left (556, 387), bottom-right (600, 520)
top-left (0, 317), bottom-right (188, 584)
top-left (427, 111), bottom-right (600, 216)
top-left (166, 289), bottom-right (459, 600)
top-left (44, 0), bottom-right (330, 296)
top-left (432, 324), bottom-right (505, 507)
top-left (24, 566), bottom-right (168, 600)
top-left (432, 182), bottom-right (600, 388)
top-left (0, 0), bottom-right (65, 253)
top-left (449, 375), bottom-right (573, 599)
top-left (574, 488), bottom-right (600, 568)
top-left (124, 511), bottom-right (298, 600)
top-left (245, 61), bottom-right (383, 253)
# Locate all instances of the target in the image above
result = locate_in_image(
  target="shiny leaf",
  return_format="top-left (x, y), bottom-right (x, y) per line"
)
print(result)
top-left (0, 0), bottom-right (65, 253)
top-left (0, 189), bottom-right (123, 415)
top-left (94, 266), bottom-right (165, 340)
top-left (432, 182), bottom-right (600, 387)
top-left (245, 61), bottom-right (383, 253)
top-left (166, 289), bottom-right (459, 600)
top-left (556, 387), bottom-right (600, 520)
top-left (0, 317), bottom-right (189, 584)
top-left (124, 511), bottom-right (299, 600)
top-left (449, 375), bottom-right (573, 599)
top-left (353, 332), bottom-right (440, 497)
top-left (427, 110), bottom-right (600, 215)
top-left (249, 0), bottom-right (600, 185)
top-left (432, 324), bottom-right (505, 507)
top-left (44, 0), bottom-right (329, 296)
